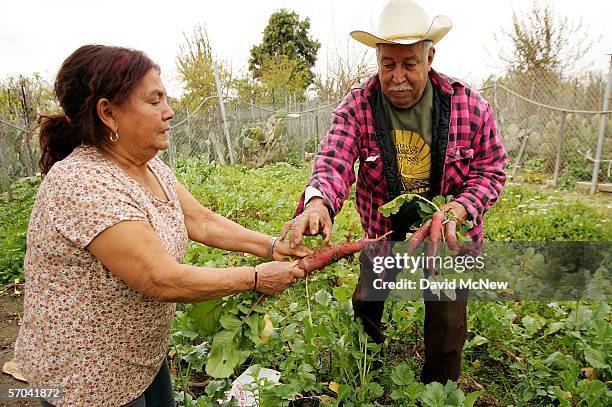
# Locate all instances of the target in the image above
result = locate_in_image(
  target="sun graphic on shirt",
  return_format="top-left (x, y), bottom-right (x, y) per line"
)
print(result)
top-left (391, 130), bottom-right (431, 193)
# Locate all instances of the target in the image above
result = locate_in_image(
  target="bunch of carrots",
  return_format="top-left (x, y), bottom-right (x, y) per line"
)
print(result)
top-left (295, 208), bottom-right (467, 274)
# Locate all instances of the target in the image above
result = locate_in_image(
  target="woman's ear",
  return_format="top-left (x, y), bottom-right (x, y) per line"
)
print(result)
top-left (96, 98), bottom-right (116, 132)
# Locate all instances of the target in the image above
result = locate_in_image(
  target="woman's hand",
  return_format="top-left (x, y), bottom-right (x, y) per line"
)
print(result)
top-left (255, 261), bottom-right (305, 295)
top-left (272, 238), bottom-right (313, 260)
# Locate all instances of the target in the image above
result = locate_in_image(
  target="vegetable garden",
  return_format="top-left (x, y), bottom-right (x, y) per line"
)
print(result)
top-left (3, 160), bottom-right (610, 406)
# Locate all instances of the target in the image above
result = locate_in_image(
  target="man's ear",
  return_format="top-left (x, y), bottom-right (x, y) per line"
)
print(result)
top-left (427, 47), bottom-right (436, 71)
top-left (96, 98), bottom-right (116, 132)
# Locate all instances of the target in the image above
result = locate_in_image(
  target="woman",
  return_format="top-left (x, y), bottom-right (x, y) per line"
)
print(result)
top-left (14, 44), bottom-right (311, 407)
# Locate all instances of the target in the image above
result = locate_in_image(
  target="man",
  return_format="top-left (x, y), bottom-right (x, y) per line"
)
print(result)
top-left (280, 0), bottom-right (507, 384)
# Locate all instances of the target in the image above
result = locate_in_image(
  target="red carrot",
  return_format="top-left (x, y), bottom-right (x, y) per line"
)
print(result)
top-left (298, 239), bottom-right (372, 272)
top-left (407, 219), bottom-right (432, 255)
top-left (426, 212), bottom-right (444, 275)
top-left (429, 211), bottom-right (444, 253)
top-left (444, 218), bottom-right (463, 252)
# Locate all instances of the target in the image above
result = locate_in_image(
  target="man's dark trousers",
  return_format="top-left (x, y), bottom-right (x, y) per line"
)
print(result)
top-left (351, 251), bottom-right (468, 384)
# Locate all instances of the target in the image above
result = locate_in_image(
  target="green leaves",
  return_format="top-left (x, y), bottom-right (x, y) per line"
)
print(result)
top-left (379, 194), bottom-right (474, 245)
top-left (179, 294), bottom-right (269, 379)
top-left (162, 164), bottom-right (612, 404)
top-left (463, 390), bottom-right (485, 407)
top-left (205, 329), bottom-right (242, 378)
top-left (189, 300), bottom-right (224, 335)
top-left (522, 314), bottom-right (547, 336)
top-left (418, 201), bottom-right (434, 215)
top-left (180, 342), bottom-right (209, 372)
top-left (248, 9), bottom-right (321, 97)
top-left (0, 177), bottom-right (39, 285)
top-left (388, 364), bottom-right (484, 406)
top-left (484, 186), bottom-right (612, 241)
top-left (391, 363), bottom-right (415, 386)
top-left (583, 347), bottom-right (609, 370)
top-left (418, 382), bottom-right (483, 407)
top-left (314, 288), bottom-right (332, 307)
top-left (419, 382), bottom-right (450, 406)
top-left (378, 193), bottom-right (416, 217)
top-left (368, 382), bottom-right (384, 398)
top-left (464, 335), bottom-right (488, 350)
top-left (432, 195), bottom-right (449, 210)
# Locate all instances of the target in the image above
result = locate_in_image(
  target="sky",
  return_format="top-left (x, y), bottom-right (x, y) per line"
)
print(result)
top-left (1, 0), bottom-right (610, 98)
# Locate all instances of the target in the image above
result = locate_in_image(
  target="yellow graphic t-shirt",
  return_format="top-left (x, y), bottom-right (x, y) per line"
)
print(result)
top-left (391, 130), bottom-right (431, 194)
top-left (381, 78), bottom-right (433, 194)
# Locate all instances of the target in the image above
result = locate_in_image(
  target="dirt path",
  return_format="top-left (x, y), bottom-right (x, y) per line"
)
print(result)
top-left (0, 294), bottom-right (37, 407)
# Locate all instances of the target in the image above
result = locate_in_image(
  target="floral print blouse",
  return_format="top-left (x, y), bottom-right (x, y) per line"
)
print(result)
top-left (15, 145), bottom-right (188, 406)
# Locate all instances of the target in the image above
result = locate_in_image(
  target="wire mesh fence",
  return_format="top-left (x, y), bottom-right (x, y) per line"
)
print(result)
top-left (0, 119), bottom-right (39, 200)
top-left (1, 68), bottom-right (611, 197)
top-left (480, 70), bottom-right (612, 189)
top-left (161, 97), bottom-right (337, 169)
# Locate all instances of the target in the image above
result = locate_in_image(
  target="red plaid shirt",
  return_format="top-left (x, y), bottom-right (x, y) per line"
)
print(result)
top-left (296, 70), bottom-right (507, 241)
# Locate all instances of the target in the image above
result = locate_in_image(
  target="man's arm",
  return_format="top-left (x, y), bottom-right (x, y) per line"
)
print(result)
top-left (281, 92), bottom-right (363, 245)
top-left (453, 104), bottom-right (508, 226)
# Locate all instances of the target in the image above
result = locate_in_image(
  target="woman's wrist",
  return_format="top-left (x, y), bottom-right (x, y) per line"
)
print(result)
top-left (236, 266), bottom-right (257, 292)
top-left (253, 265), bottom-right (260, 291)
top-left (267, 236), bottom-right (279, 259)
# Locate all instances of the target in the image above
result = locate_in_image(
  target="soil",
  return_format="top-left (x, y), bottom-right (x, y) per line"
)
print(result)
top-left (0, 294), bottom-right (37, 407)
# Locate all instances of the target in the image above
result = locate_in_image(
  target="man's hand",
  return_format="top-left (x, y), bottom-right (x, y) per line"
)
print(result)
top-left (439, 201), bottom-right (469, 252)
top-left (279, 198), bottom-right (333, 248)
top-left (440, 201), bottom-right (468, 225)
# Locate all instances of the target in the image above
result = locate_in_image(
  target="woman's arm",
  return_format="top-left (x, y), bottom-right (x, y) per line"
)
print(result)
top-left (176, 182), bottom-right (312, 259)
top-left (87, 220), bottom-right (303, 303)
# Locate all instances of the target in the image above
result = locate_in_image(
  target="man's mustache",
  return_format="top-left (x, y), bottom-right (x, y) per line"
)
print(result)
top-left (389, 84), bottom-right (412, 92)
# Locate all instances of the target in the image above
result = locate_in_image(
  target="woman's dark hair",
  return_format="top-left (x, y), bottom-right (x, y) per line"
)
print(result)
top-left (38, 44), bottom-right (159, 173)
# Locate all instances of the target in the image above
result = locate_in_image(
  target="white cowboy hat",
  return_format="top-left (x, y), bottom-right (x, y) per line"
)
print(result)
top-left (350, 0), bottom-right (452, 47)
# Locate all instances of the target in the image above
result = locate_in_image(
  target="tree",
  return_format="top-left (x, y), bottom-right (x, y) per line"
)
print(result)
top-left (496, 2), bottom-right (592, 76)
top-left (175, 25), bottom-right (236, 163)
top-left (249, 9), bottom-right (320, 93)
top-left (176, 24), bottom-right (232, 110)
top-left (237, 55), bottom-right (309, 106)
top-left (0, 73), bottom-right (55, 121)
top-left (0, 74), bottom-right (55, 180)
top-left (314, 47), bottom-right (375, 102)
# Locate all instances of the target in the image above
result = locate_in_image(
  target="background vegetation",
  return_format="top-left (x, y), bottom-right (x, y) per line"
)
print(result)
top-left (1, 2), bottom-right (610, 406)
top-left (1, 162), bottom-right (610, 406)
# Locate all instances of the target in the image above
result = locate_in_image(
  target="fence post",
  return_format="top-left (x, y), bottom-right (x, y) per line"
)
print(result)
top-left (186, 116), bottom-right (191, 156)
top-left (315, 114), bottom-right (320, 153)
top-left (590, 54), bottom-right (612, 194)
top-left (492, 80), bottom-right (499, 121)
top-left (552, 111), bottom-right (567, 186)
top-left (299, 102), bottom-right (304, 160)
top-left (0, 127), bottom-right (14, 200)
top-left (250, 98), bottom-right (256, 124)
top-left (19, 84), bottom-right (35, 176)
top-left (212, 61), bottom-right (235, 164)
top-left (510, 83), bottom-right (536, 180)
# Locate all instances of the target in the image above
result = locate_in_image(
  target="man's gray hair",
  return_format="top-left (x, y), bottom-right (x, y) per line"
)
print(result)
top-left (421, 40), bottom-right (433, 57)
top-left (376, 40), bottom-right (433, 59)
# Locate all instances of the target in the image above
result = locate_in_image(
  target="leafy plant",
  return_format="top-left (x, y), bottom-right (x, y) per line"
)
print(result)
top-left (0, 176), bottom-right (39, 285)
top-left (378, 193), bottom-right (474, 242)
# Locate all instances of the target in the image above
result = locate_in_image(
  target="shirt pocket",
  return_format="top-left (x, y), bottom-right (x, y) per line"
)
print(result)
top-left (359, 148), bottom-right (385, 194)
top-left (445, 147), bottom-right (474, 179)
top-left (359, 144), bottom-right (381, 167)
